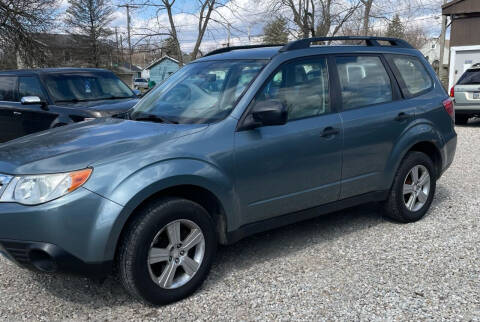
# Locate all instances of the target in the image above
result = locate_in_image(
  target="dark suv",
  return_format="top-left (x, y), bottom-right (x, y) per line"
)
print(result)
top-left (0, 68), bottom-right (139, 143)
top-left (0, 37), bottom-right (456, 305)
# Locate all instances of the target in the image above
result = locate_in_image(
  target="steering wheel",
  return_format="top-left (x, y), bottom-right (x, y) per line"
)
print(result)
top-left (164, 84), bottom-right (191, 103)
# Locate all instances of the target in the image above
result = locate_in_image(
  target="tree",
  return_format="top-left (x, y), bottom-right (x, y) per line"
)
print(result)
top-left (64, 0), bottom-right (114, 67)
top-left (161, 37), bottom-right (180, 58)
top-left (268, 0), bottom-right (361, 39)
top-left (263, 17), bottom-right (289, 44)
top-left (386, 14), bottom-right (405, 39)
top-left (360, 0), bottom-right (374, 35)
top-left (0, 0), bottom-right (58, 68)
top-left (159, 0), bottom-right (227, 64)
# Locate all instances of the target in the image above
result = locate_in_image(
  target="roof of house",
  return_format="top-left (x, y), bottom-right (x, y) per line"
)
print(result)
top-left (144, 56), bottom-right (180, 70)
top-left (443, 0), bottom-right (480, 15)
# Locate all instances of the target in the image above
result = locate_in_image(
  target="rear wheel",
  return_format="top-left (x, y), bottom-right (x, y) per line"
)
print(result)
top-left (455, 114), bottom-right (469, 125)
top-left (117, 197), bottom-right (217, 305)
top-left (383, 152), bottom-right (436, 223)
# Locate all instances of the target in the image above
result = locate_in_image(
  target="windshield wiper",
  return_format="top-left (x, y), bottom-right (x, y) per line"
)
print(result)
top-left (133, 113), bottom-right (177, 124)
top-left (105, 95), bottom-right (135, 100)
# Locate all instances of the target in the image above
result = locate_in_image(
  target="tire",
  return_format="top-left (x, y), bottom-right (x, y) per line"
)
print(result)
top-left (383, 151), bottom-right (436, 223)
top-left (455, 114), bottom-right (469, 125)
top-left (117, 197), bottom-right (217, 305)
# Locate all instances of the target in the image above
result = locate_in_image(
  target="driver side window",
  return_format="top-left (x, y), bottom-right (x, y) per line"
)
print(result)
top-left (255, 57), bottom-right (330, 121)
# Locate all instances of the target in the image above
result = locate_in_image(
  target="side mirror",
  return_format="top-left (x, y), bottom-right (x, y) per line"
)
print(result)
top-left (239, 100), bottom-right (288, 131)
top-left (132, 89), bottom-right (141, 97)
top-left (21, 96), bottom-right (48, 110)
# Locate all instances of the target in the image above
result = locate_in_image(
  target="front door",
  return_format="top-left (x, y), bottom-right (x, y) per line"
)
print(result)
top-left (17, 76), bottom-right (57, 135)
top-left (0, 76), bottom-right (23, 143)
top-left (234, 56), bottom-right (343, 224)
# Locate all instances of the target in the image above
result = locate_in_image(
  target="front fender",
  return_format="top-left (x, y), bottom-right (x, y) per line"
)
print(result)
top-left (382, 120), bottom-right (444, 191)
top-left (94, 158), bottom-right (238, 260)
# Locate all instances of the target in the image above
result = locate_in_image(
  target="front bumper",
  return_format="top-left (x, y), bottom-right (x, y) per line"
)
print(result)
top-left (0, 240), bottom-right (112, 276)
top-left (0, 187), bottom-right (124, 276)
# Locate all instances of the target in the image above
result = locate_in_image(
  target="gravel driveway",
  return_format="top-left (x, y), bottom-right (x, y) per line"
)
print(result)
top-left (1, 121), bottom-right (479, 321)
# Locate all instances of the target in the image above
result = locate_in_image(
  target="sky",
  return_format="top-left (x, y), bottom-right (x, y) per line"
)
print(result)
top-left (57, 0), bottom-right (447, 54)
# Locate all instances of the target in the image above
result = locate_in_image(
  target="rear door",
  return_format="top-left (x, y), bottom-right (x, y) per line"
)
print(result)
top-left (334, 54), bottom-right (415, 199)
top-left (454, 68), bottom-right (480, 110)
top-left (0, 76), bottom-right (24, 143)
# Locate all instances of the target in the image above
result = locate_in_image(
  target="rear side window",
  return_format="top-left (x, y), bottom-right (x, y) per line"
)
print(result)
top-left (458, 69), bottom-right (480, 85)
top-left (0, 76), bottom-right (16, 102)
top-left (391, 55), bottom-right (433, 96)
top-left (335, 56), bottom-right (393, 110)
top-left (255, 57), bottom-right (330, 121)
top-left (18, 76), bottom-right (45, 100)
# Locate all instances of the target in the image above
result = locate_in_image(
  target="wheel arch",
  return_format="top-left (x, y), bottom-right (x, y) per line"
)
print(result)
top-left (384, 123), bottom-right (444, 191)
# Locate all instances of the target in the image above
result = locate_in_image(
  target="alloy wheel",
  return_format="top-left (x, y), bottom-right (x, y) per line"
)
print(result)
top-left (147, 219), bottom-right (205, 289)
top-left (403, 164), bottom-right (431, 212)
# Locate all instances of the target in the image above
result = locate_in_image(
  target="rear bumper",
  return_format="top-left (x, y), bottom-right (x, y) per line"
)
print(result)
top-left (0, 240), bottom-right (112, 277)
top-left (440, 132), bottom-right (457, 177)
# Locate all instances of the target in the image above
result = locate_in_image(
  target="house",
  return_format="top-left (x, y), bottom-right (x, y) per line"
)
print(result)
top-left (419, 38), bottom-right (450, 75)
top-left (442, 0), bottom-right (480, 90)
top-left (114, 62), bottom-right (142, 88)
top-left (142, 56), bottom-right (180, 84)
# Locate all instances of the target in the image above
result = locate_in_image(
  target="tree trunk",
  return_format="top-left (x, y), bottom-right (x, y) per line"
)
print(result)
top-left (165, 2), bottom-right (184, 65)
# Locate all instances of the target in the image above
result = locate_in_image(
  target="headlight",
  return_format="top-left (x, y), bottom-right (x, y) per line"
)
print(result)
top-left (0, 169), bottom-right (92, 205)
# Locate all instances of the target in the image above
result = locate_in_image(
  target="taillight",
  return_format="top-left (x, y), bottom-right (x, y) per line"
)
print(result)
top-left (443, 98), bottom-right (454, 120)
top-left (450, 86), bottom-right (455, 97)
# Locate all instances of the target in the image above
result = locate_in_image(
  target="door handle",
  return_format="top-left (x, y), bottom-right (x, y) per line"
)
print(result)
top-left (395, 112), bottom-right (412, 122)
top-left (321, 127), bottom-right (340, 138)
top-left (13, 111), bottom-right (22, 116)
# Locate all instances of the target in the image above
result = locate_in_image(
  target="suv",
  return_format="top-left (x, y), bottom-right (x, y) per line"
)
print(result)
top-left (0, 37), bottom-right (456, 305)
top-left (0, 68), bottom-right (139, 143)
top-left (451, 63), bottom-right (480, 124)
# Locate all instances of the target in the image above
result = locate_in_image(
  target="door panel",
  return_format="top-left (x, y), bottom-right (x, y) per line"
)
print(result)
top-left (235, 114), bottom-right (343, 223)
top-left (335, 55), bottom-right (415, 198)
top-left (234, 56), bottom-right (343, 224)
top-left (17, 76), bottom-right (57, 135)
top-left (0, 76), bottom-right (23, 143)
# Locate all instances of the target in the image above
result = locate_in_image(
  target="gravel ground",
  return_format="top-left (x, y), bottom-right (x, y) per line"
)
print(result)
top-left (1, 121), bottom-right (479, 321)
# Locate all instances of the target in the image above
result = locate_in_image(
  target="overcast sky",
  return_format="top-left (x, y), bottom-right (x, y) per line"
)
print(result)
top-left (58, 0), bottom-right (447, 53)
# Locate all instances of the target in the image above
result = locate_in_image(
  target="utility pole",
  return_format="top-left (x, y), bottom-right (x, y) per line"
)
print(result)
top-left (115, 27), bottom-right (119, 66)
top-left (227, 23), bottom-right (231, 47)
top-left (248, 25), bottom-right (251, 45)
top-left (439, 0), bottom-right (448, 86)
top-left (118, 4), bottom-right (138, 69)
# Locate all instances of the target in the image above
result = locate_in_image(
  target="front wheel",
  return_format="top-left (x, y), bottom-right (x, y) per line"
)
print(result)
top-left (383, 152), bottom-right (436, 223)
top-left (117, 197), bottom-right (217, 305)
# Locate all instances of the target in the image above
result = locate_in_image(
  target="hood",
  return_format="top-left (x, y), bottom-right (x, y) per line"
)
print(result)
top-left (0, 118), bottom-right (208, 174)
top-left (56, 98), bottom-right (139, 116)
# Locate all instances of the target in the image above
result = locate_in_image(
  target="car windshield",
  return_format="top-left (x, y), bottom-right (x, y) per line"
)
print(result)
top-left (458, 69), bottom-right (480, 85)
top-left (130, 59), bottom-right (267, 124)
top-left (44, 72), bottom-right (135, 103)
top-left (135, 78), bottom-right (147, 82)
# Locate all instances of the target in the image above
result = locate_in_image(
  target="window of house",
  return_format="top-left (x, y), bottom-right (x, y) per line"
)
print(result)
top-left (335, 56), bottom-right (393, 110)
top-left (255, 57), bottom-right (330, 121)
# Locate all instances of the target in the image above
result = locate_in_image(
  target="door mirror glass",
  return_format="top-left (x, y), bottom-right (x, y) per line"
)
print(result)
top-left (20, 96), bottom-right (43, 105)
top-left (251, 100), bottom-right (287, 127)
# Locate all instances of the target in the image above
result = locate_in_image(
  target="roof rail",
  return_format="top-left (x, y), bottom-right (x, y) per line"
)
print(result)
top-left (280, 36), bottom-right (414, 52)
top-left (204, 44), bottom-right (285, 57)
